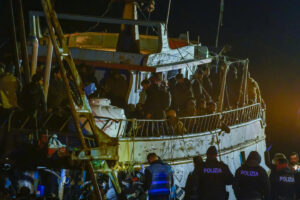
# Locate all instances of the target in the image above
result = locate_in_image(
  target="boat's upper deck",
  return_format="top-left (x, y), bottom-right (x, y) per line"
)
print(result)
top-left (64, 32), bottom-right (189, 55)
top-left (29, 11), bottom-right (211, 72)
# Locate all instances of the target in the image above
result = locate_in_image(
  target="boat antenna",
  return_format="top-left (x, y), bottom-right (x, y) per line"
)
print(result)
top-left (215, 0), bottom-right (224, 48)
top-left (165, 0), bottom-right (172, 31)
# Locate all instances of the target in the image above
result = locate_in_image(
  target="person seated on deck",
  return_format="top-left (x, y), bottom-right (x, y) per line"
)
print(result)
top-left (165, 109), bottom-right (186, 135)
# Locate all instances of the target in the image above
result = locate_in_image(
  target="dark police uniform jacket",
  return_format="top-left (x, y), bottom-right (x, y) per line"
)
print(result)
top-left (295, 169), bottom-right (300, 200)
top-left (269, 167), bottom-right (295, 200)
top-left (184, 168), bottom-right (201, 200)
top-left (199, 158), bottom-right (234, 200)
top-left (233, 164), bottom-right (271, 200)
top-left (144, 160), bottom-right (173, 199)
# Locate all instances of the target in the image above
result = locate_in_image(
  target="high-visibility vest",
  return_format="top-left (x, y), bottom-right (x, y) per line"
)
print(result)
top-left (147, 163), bottom-right (173, 196)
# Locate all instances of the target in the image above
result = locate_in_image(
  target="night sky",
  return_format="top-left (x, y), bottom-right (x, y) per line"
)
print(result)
top-left (1, 0), bottom-right (300, 156)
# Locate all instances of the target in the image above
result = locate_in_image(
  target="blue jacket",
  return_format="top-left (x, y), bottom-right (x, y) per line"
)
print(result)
top-left (145, 160), bottom-right (173, 197)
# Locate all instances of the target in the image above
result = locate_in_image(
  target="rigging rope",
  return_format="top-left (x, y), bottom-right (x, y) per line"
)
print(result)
top-left (215, 0), bottom-right (224, 48)
top-left (165, 0), bottom-right (172, 31)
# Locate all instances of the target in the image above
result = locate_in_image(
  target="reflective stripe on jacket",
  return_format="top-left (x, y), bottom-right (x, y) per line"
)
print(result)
top-left (147, 162), bottom-right (173, 196)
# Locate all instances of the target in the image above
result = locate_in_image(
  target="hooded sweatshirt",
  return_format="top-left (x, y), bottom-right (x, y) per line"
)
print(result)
top-left (233, 151), bottom-right (271, 200)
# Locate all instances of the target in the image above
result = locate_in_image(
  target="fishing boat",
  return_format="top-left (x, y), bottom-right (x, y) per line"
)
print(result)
top-left (2, 1), bottom-right (267, 199)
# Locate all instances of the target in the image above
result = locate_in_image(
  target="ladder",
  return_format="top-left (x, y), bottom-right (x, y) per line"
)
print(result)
top-left (40, 0), bottom-right (121, 199)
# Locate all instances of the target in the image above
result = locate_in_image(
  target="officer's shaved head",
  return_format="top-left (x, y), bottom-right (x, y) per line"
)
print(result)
top-left (147, 153), bottom-right (158, 163)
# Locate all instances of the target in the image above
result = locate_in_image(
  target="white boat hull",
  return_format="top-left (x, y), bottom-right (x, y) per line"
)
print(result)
top-left (118, 119), bottom-right (267, 200)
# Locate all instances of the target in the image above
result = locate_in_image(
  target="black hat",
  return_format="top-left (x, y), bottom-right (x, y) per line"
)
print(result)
top-left (206, 146), bottom-right (218, 156)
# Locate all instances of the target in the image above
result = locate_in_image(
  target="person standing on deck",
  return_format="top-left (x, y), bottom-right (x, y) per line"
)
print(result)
top-left (20, 73), bottom-right (46, 115)
top-left (105, 70), bottom-right (128, 109)
top-left (138, 79), bottom-right (150, 105)
top-left (247, 72), bottom-right (262, 104)
top-left (173, 73), bottom-right (193, 116)
top-left (191, 69), bottom-right (206, 111)
top-left (144, 74), bottom-right (170, 119)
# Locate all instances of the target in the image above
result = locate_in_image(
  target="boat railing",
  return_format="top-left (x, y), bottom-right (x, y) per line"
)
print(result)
top-left (0, 103), bottom-right (263, 142)
top-left (111, 103), bottom-right (263, 138)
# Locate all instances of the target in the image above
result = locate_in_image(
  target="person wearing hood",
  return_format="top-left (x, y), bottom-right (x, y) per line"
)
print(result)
top-left (269, 158), bottom-right (296, 200)
top-left (184, 156), bottom-right (203, 200)
top-left (199, 146), bottom-right (234, 200)
top-left (233, 151), bottom-right (271, 200)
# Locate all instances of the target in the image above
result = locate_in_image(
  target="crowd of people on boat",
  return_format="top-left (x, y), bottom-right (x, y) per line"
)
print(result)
top-left (0, 146), bottom-right (299, 200)
top-left (0, 54), bottom-right (263, 124)
top-left (76, 63), bottom-right (263, 120)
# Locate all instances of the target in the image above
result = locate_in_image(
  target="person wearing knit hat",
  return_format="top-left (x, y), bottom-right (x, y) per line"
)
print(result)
top-left (233, 151), bottom-right (270, 200)
top-left (199, 146), bottom-right (233, 199)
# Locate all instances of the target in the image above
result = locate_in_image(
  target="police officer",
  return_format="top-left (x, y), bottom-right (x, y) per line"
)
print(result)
top-left (199, 146), bottom-right (234, 200)
top-left (233, 151), bottom-right (270, 200)
top-left (269, 158), bottom-right (295, 200)
top-left (144, 153), bottom-right (173, 200)
top-left (289, 152), bottom-right (300, 200)
top-left (184, 156), bottom-right (203, 200)
top-left (289, 152), bottom-right (300, 172)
